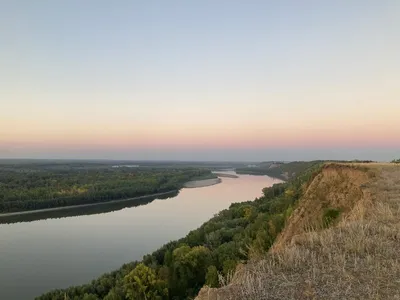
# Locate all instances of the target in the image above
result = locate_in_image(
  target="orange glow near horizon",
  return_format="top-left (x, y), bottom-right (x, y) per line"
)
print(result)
top-left (2, 120), bottom-right (399, 151)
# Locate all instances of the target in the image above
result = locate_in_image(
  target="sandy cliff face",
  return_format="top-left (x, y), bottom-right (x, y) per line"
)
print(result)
top-left (271, 164), bottom-right (369, 252)
top-left (196, 163), bottom-right (400, 300)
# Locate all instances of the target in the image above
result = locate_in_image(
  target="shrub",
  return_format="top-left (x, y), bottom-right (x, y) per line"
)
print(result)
top-left (205, 266), bottom-right (219, 288)
top-left (323, 208), bottom-right (341, 227)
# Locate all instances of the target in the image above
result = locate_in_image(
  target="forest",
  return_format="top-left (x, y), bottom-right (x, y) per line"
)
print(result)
top-left (36, 161), bottom-right (322, 300)
top-left (0, 163), bottom-right (215, 213)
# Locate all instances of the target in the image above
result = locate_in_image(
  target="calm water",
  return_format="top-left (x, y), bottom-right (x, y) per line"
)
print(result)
top-left (0, 172), bottom-right (280, 299)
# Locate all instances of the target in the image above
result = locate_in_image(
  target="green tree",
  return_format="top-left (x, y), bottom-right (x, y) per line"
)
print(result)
top-left (124, 263), bottom-right (168, 300)
top-left (222, 259), bottom-right (237, 276)
top-left (205, 265), bottom-right (219, 288)
top-left (284, 188), bottom-right (295, 199)
top-left (103, 288), bottom-right (122, 300)
top-left (82, 294), bottom-right (98, 300)
top-left (170, 245), bottom-right (211, 296)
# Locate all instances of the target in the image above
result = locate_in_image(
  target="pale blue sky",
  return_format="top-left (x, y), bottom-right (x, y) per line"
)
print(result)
top-left (1, 1), bottom-right (399, 161)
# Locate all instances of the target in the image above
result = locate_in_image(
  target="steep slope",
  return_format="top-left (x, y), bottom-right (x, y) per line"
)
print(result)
top-left (196, 163), bottom-right (400, 299)
top-left (271, 163), bottom-right (370, 252)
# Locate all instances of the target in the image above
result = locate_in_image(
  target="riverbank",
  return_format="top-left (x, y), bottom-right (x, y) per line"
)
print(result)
top-left (0, 190), bottom-right (178, 218)
top-left (0, 177), bottom-right (226, 218)
top-left (0, 176), bottom-right (228, 219)
top-left (213, 172), bottom-right (239, 178)
top-left (183, 178), bottom-right (222, 188)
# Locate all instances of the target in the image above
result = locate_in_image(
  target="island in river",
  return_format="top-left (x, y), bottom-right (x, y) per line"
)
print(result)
top-left (0, 176), bottom-right (227, 219)
top-left (213, 172), bottom-right (239, 178)
top-left (183, 172), bottom-right (240, 188)
top-left (183, 177), bottom-right (222, 188)
top-left (0, 160), bottom-right (241, 224)
top-left (0, 161), bottom-right (224, 214)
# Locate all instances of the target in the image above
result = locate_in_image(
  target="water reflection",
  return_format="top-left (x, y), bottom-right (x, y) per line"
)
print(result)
top-left (0, 173), bottom-right (281, 299)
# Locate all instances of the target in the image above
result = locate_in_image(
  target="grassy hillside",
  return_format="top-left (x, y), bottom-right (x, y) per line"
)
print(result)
top-left (197, 163), bottom-right (400, 299)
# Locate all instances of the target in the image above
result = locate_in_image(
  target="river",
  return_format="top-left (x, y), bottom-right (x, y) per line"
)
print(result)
top-left (0, 172), bottom-right (281, 299)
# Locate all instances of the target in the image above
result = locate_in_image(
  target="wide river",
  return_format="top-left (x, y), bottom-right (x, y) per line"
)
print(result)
top-left (0, 172), bottom-right (281, 299)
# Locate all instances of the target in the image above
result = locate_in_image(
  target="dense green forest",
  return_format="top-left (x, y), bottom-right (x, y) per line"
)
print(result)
top-left (0, 164), bottom-right (215, 213)
top-left (37, 161), bottom-right (322, 300)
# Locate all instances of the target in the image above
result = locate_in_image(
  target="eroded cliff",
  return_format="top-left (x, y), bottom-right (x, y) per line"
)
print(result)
top-left (196, 163), bottom-right (400, 300)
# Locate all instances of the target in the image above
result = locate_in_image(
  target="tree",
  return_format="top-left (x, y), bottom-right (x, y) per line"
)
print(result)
top-left (243, 206), bottom-right (256, 221)
top-left (222, 259), bottom-right (237, 276)
top-left (82, 294), bottom-right (98, 300)
top-left (103, 288), bottom-right (122, 300)
top-left (205, 265), bottom-right (219, 287)
top-left (124, 263), bottom-right (168, 300)
top-left (170, 245), bottom-right (212, 296)
top-left (284, 188), bottom-right (295, 199)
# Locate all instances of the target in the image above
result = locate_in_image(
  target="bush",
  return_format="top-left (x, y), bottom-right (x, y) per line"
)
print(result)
top-left (205, 266), bottom-right (219, 287)
top-left (323, 208), bottom-right (341, 227)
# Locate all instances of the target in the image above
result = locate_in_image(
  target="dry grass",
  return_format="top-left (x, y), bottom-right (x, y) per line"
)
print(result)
top-left (196, 164), bottom-right (400, 300)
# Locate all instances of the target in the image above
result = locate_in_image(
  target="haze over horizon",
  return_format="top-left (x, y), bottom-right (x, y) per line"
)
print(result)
top-left (1, 1), bottom-right (399, 161)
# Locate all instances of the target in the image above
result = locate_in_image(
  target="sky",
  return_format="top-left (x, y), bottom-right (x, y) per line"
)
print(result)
top-left (1, 0), bottom-right (399, 161)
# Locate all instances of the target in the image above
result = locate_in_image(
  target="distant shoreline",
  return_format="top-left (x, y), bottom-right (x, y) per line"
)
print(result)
top-left (0, 190), bottom-right (178, 218)
top-left (183, 178), bottom-right (222, 188)
top-left (0, 176), bottom-right (234, 218)
top-left (213, 173), bottom-right (239, 178)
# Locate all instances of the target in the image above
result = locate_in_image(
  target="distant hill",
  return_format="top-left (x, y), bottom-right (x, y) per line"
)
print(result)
top-left (235, 160), bottom-right (323, 180)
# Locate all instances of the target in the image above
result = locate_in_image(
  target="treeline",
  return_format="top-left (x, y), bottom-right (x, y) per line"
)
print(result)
top-left (0, 191), bottom-right (180, 224)
top-left (235, 161), bottom-right (322, 180)
top-left (37, 161), bottom-right (322, 300)
top-left (392, 159), bottom-right (400, 164)
top-left (0, 167), bottom-right (212, 213)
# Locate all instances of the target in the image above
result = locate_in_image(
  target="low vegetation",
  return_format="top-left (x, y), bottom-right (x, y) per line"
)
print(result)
top-left (36, 161), bottom-right (322, 300)
top-left (322, 207), bottom-right (341, 227)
